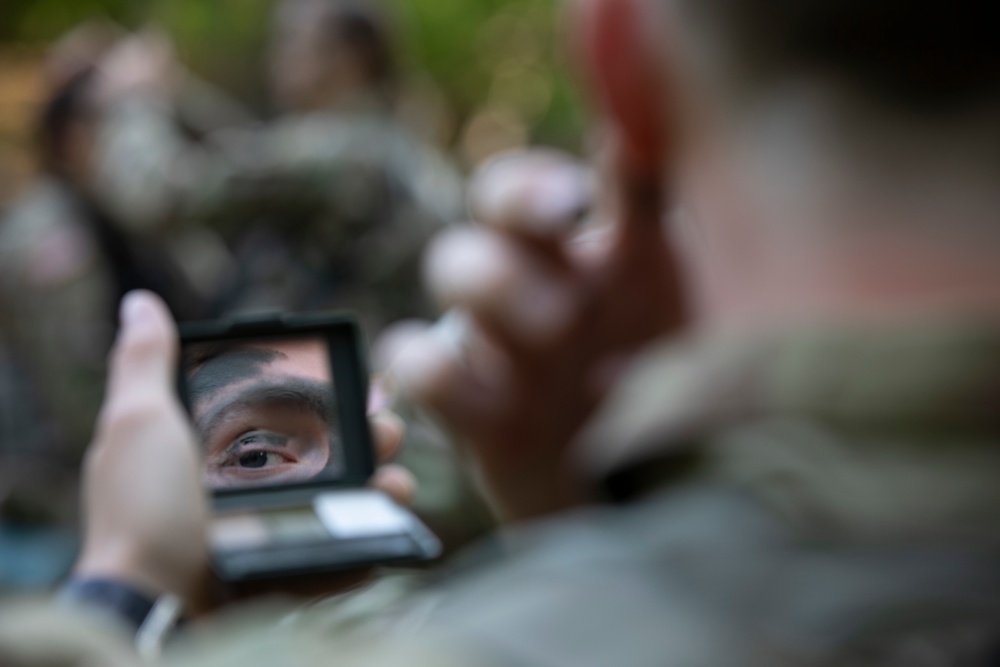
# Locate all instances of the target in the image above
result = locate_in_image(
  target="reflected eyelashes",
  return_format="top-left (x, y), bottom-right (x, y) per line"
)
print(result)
top-left (222, 430), bottom-right (295, 469)
top-left (228, 430), bottom-right (290, 453)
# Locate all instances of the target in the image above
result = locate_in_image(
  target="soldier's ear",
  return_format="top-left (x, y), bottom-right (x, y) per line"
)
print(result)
top-left (572, 0), bottom-right (675, 175)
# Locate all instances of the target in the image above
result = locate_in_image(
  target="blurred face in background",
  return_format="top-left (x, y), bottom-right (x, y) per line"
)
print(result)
top-left (268, 0), bottom-right (371, 112)
top-left (39, 72), bottom-right (101, 185)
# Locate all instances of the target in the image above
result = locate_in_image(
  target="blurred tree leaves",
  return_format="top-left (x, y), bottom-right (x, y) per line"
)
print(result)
top-left (0, 0), bottom-right (136, 42)
top-left (0, 0), bottom-right (586, 153)
top-left (392, 0), bottom-right (586, 151)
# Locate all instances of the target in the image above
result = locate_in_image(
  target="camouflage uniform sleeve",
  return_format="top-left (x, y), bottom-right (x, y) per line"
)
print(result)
top-left (0, 600), bottom-right (142, 667)
top-left (230, 112), bottom-right (463, 325)
top-left (159, 577), bottom-right (493, 667)
top-left (0, 583), bottom-right (497, 667)
top-left (90, 95), bottom-right (336, 235)
top-left (173, 75), bottom-right (258, 136)
top-left (91, 97), bottom-right (462, 241)
top-left (338, 117), bottom-right (464, 324)
top-left (92, 96), bottom-right (463, 329)
top-left (90, 95), bottom-right (259, 234)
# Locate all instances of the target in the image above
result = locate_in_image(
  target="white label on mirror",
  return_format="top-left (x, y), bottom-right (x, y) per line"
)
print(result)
top-left (210, 514), bottom-right (271, 551)
top-left (313, 490), bottom-right (412, 538)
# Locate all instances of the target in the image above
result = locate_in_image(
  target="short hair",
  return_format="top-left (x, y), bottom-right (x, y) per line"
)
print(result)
top-left (281, 0), bottom-right (395, 86)
top-left (681, 1), bottom-right (1000, 114)
top-left (326, 2), bottom-right (393, 84)
top-left (37, 68), bottom-right (96, 173)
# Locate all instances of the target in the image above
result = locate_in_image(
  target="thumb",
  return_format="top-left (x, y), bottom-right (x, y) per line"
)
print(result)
top-left (105, 290), bottom-right (178, 406)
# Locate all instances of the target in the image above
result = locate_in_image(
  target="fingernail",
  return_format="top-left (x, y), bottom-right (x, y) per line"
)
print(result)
top-left (528, 166), bottom-right (591, 227)
top-left (120, 291), bottom-right (153, 328)
top-left (424, 230), bottom-right (502, 303)
top-left (434, 309), bottom-right (475, 357)
top-left (368, 384), bottom-right (391, 413)
top-left (474, 171), bottom-right (519, 224)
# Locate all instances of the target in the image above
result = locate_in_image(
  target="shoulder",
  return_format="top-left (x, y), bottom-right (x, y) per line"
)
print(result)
top-left (411, 497), bottom-right (764, 667)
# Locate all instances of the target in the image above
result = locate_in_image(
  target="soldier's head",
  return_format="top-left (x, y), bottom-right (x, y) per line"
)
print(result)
top-left (578, 0), bottom-right (1000, 328)
top-left (38, 21), bottom-right (121, 181)
top-left (269, 0), bottom-right (394, 113)
top-left (38, 69), bottom-right (97, 182)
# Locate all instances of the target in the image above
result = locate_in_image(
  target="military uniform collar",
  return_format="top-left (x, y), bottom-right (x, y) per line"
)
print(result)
top-left (576, 320), bottom-right (1000, 499)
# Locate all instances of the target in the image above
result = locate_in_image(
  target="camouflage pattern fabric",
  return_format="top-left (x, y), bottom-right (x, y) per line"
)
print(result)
top-left (0, 88), bottom-right (468, 558)
top-left (0, 178), bottom-right (115, 524)
top-left (87, 92), bottom-right (480, 553)
top-left (4, 322), bottom-right (1000, 666)
top-left (0, 172), bottom-right (209, 525)
top-left (90, 94), bottom-right (464, 335)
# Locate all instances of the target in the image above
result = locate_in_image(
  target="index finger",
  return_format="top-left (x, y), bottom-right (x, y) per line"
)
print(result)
top-left (470, 149), bottom-right (594, 241)
top-left (103, 290), bottom-right (179, 410)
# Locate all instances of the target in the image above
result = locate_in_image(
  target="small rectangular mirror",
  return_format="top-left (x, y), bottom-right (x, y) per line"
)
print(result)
top-left (178, 313), bottom-right (376, 499)
top-left (183, 334), bottom-right (344, 491)
top-left (178, 314), bottom-right (439, 582)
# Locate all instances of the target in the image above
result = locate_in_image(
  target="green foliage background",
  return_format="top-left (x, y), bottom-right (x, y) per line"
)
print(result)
top-left (0, 0), bottom-right (587, 152)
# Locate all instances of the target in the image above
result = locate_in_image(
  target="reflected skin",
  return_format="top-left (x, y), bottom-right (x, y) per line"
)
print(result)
top-left (186, 338), bottom-right (342, 489)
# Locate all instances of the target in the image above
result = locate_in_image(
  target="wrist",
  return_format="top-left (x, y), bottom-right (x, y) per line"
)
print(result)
top-left (59, 577), bottom-right (185, 659)
top-left (75, 538), bottom-right (215, 618)
top-left (75, 541), bottom-right (163, 593)
top-left (75, 540), bottom-right (193, 604)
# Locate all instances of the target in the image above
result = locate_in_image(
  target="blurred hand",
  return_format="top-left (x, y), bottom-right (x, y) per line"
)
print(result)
top-left (394, 149), bottom-right (685, 521)
top-left (74, 291), bottom-right (415, 607)
top-left (74, 290), bottom-right (207, 603)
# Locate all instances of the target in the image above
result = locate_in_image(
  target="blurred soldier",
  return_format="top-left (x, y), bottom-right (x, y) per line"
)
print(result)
top-left (0, 24), bottom-right (214, 537)
top-left (0, 70), bottom-right (114, 482)
top-left (85, 2), bottom-right (481, 551)
top-left (0, 24), bottom-right (195, 591)
top-left (89, 0), bottom-right (463, 336)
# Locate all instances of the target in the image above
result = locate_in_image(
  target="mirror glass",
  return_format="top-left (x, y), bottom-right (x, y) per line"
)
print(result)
top-left (182, 335), bottom-right (342, 491)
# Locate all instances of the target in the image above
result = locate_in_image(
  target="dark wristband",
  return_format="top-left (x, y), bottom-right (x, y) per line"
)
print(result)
top-left (59, 576), bottom-right (185, 659)
top-left (58, 578), bottom-right (156, 634)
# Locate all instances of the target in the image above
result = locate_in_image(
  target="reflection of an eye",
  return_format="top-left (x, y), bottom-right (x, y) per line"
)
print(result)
top-left (238, 451), bottom-right (276, 469)
top-left (221, 431), bottom-right (296, 470)
top-left (200, 393), bottom-right (340, 488)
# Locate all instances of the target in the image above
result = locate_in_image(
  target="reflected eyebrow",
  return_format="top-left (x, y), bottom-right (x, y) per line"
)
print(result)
top-left (187, 347), bottom-right (284, 406)
top-left (198, 377), bottom-right (337, 449)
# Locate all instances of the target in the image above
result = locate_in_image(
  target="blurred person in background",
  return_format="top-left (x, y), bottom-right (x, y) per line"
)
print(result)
top-left (7, 0), bottom-right (1000, 665)
top-left (85, 0), bottom-right (488, 553)
top-left (88, 0), bottom-right (463, 336)
top-left (0, 1), bottom-right (478, 593)
top-left (0, 23), bottom-right (214, 589)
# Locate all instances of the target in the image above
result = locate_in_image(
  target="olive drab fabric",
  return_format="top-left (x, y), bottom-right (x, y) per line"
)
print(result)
top-left (90, 94), bottom-right (463, 336)
top-left (4, 322), bottom-right (1000, 666)
top-left (0, 88), bottom-right (465, 536)
top-left (0, 173), bottom-right (209, 528)
top-left (0, 179), bottom-right (115, 526)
